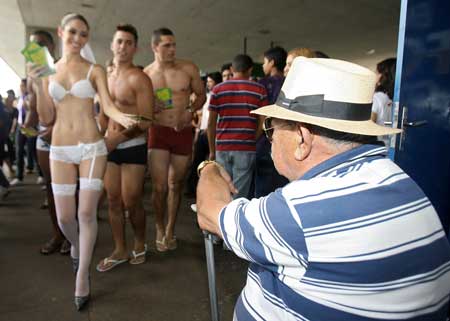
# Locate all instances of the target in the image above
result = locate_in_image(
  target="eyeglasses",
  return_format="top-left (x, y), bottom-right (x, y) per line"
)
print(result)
top-left (263, 117), bottom-right (295, 142)
top-left (263, 117), bottom-right (275, 142)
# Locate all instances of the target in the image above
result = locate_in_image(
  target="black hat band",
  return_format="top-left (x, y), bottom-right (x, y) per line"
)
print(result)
top-left (275, 91), bottom-right (372, 121)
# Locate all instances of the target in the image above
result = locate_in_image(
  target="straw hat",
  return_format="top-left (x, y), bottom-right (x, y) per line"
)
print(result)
top-left (252, 57), bottom-right (401, 136)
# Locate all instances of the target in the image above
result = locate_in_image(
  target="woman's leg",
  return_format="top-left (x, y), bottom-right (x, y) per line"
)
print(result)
top-left (76, 154), bottom-right (107, 296)
top-left (50, 158), bottom-right (78, 259)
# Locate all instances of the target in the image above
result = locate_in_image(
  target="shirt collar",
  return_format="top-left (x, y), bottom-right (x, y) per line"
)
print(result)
top-left (299, 144), bottom-right (387, 180)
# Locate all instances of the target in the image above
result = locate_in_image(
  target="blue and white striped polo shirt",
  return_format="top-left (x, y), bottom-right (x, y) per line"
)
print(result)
top-left (219, 144), bottom-right (450, 321)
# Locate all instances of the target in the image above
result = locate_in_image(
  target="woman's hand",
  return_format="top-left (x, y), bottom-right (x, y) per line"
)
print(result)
top-left (104, 132), bottom-right (121, 152)
top-left (174, 109), bottom-right (193, 132)
top-left (26, 63), bottom-right (46, 86)
top-left (114, 112), bottom-right (138, 129)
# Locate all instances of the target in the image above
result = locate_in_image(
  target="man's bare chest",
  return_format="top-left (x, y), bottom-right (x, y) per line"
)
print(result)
top-left (108, 76), bottom-right (136, 107)
top-left (150, 69), bottom-right (191, 94)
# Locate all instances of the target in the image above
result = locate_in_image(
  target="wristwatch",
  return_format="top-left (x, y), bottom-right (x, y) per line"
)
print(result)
top-left (197, 160), bottom-right (219, 177)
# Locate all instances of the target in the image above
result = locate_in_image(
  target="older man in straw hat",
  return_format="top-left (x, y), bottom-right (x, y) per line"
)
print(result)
top-left (196, 57), bottom-right (450, 320)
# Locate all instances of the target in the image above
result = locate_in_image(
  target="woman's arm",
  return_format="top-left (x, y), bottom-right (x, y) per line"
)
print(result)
top-left (27, 64), bottom-right (56, 126)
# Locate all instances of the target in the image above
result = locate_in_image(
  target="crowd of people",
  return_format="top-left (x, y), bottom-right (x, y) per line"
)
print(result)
top-left (1, 11), bottom-right (449, 320)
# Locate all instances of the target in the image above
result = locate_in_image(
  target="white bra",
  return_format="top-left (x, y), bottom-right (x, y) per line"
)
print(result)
top-left (48, 64), bottom-right (96, 102)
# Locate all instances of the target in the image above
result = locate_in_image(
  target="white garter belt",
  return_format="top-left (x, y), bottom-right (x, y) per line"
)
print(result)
top-left (51, 183), bottom-right (76, 196)
top-left (116, 136), bottom-right (146, 150)
top-left (51, 178), bottom-right (103, 196)
top-left (36, 136), bottom-right (50, 152)
top-left (50, 139), bottom-right (107, 184)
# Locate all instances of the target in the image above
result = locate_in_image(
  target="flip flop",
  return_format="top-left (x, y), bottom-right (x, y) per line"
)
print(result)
top-left (96, 257), bottom-right (128, 272)
top-left (129, 244), bottom-right (147, 265)
top-left (156, 238), bottom-right (168, 252)
top-left (166, 236), bottom-right (177, 251)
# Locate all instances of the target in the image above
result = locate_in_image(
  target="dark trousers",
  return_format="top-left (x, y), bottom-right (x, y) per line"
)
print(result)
top-left (254, 135), bottom-right (289, 197)
top-left (15, 130), bottom-right (39, 180)
top-left (28, 136), bottom-right (41, 176)
top-left (0, 168), bottom-right (9, 188)
top-left (0, 139), bottom-right (9, 188)
top-left (6, 136), bottom-right (15, 165)
top-left (186, 130), bottom-right (209, 194)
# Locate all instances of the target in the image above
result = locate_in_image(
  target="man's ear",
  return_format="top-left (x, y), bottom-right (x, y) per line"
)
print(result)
top-left (294, 124), bottom-right (312, 161)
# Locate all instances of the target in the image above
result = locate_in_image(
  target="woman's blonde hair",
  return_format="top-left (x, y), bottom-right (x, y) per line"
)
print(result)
top-left (61, 13), bottom-right (90, 30)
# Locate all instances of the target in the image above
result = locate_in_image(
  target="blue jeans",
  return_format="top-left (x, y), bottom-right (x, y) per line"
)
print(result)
top-left (216, 150), bottom-right (255, 200)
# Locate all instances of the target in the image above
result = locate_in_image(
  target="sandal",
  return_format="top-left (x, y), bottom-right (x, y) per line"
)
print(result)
top-left (60, 240), bottom-right (71, 255)
top-left (156, 238), bottom-right (168, 252)
top-left (96, 257), bottom-right (128, 272)
top-left (129, 244), bottom-right (148, 265)
top-left (40, 238), bottom-right (63, 255)
top-left (166, 236), bottom-right (177, 251)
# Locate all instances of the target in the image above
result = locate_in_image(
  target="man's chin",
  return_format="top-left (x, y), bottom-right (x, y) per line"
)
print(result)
top-left (116, 57), bottom-right (131, 64)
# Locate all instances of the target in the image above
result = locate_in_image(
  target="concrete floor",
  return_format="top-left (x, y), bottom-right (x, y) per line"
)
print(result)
top-left (0, 174), bottom-right (247, 321)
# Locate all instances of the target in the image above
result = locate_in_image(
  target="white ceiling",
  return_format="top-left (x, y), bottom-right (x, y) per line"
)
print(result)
top-left (4, 0), bottom-right (400, 77)
top-left (0, 0), bottom-right (25, 77)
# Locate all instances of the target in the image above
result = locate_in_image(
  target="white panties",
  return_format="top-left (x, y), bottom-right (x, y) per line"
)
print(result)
top-left (50, 140), bottom-right (107, 164)
top-left (50, 140), bottom-right (107, 190)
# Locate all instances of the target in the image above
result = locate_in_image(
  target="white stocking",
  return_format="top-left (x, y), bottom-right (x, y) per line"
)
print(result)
top-left (75, 188), bottom-right (101, 297)
top-left (52, 184), bottom-right (79, 259)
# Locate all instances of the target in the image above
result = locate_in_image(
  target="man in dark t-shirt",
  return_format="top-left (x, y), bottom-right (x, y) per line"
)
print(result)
top-left (255, 46), bottom-right (289, 197)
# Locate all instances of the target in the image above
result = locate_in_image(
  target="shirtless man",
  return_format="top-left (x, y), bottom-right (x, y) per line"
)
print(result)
top-left (25, 30), bottom-right (70, 255)
top-left (144, 28), bottom-right (206, 251)
top-left (96, 24), bottom-right (154, 272)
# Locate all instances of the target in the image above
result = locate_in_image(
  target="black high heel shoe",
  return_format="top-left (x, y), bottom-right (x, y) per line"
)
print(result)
top-left (74, 276), bottom-right (90, 311)
top-left (74, 294), bottom-right (90, 311)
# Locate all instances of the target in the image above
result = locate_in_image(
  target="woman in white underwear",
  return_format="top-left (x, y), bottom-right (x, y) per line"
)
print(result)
top-left (28, 13), bottom-right (136, 310)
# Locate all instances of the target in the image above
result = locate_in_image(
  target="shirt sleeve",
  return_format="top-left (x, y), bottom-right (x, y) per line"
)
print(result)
top-left (219, 190), bottom-right (308, 272)
top-left (208, 88), bottom-right (219, 112)
top-left (260, 87), bottom-right (269, 107)
top-left (371, 93), bottom-right (382, 115)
